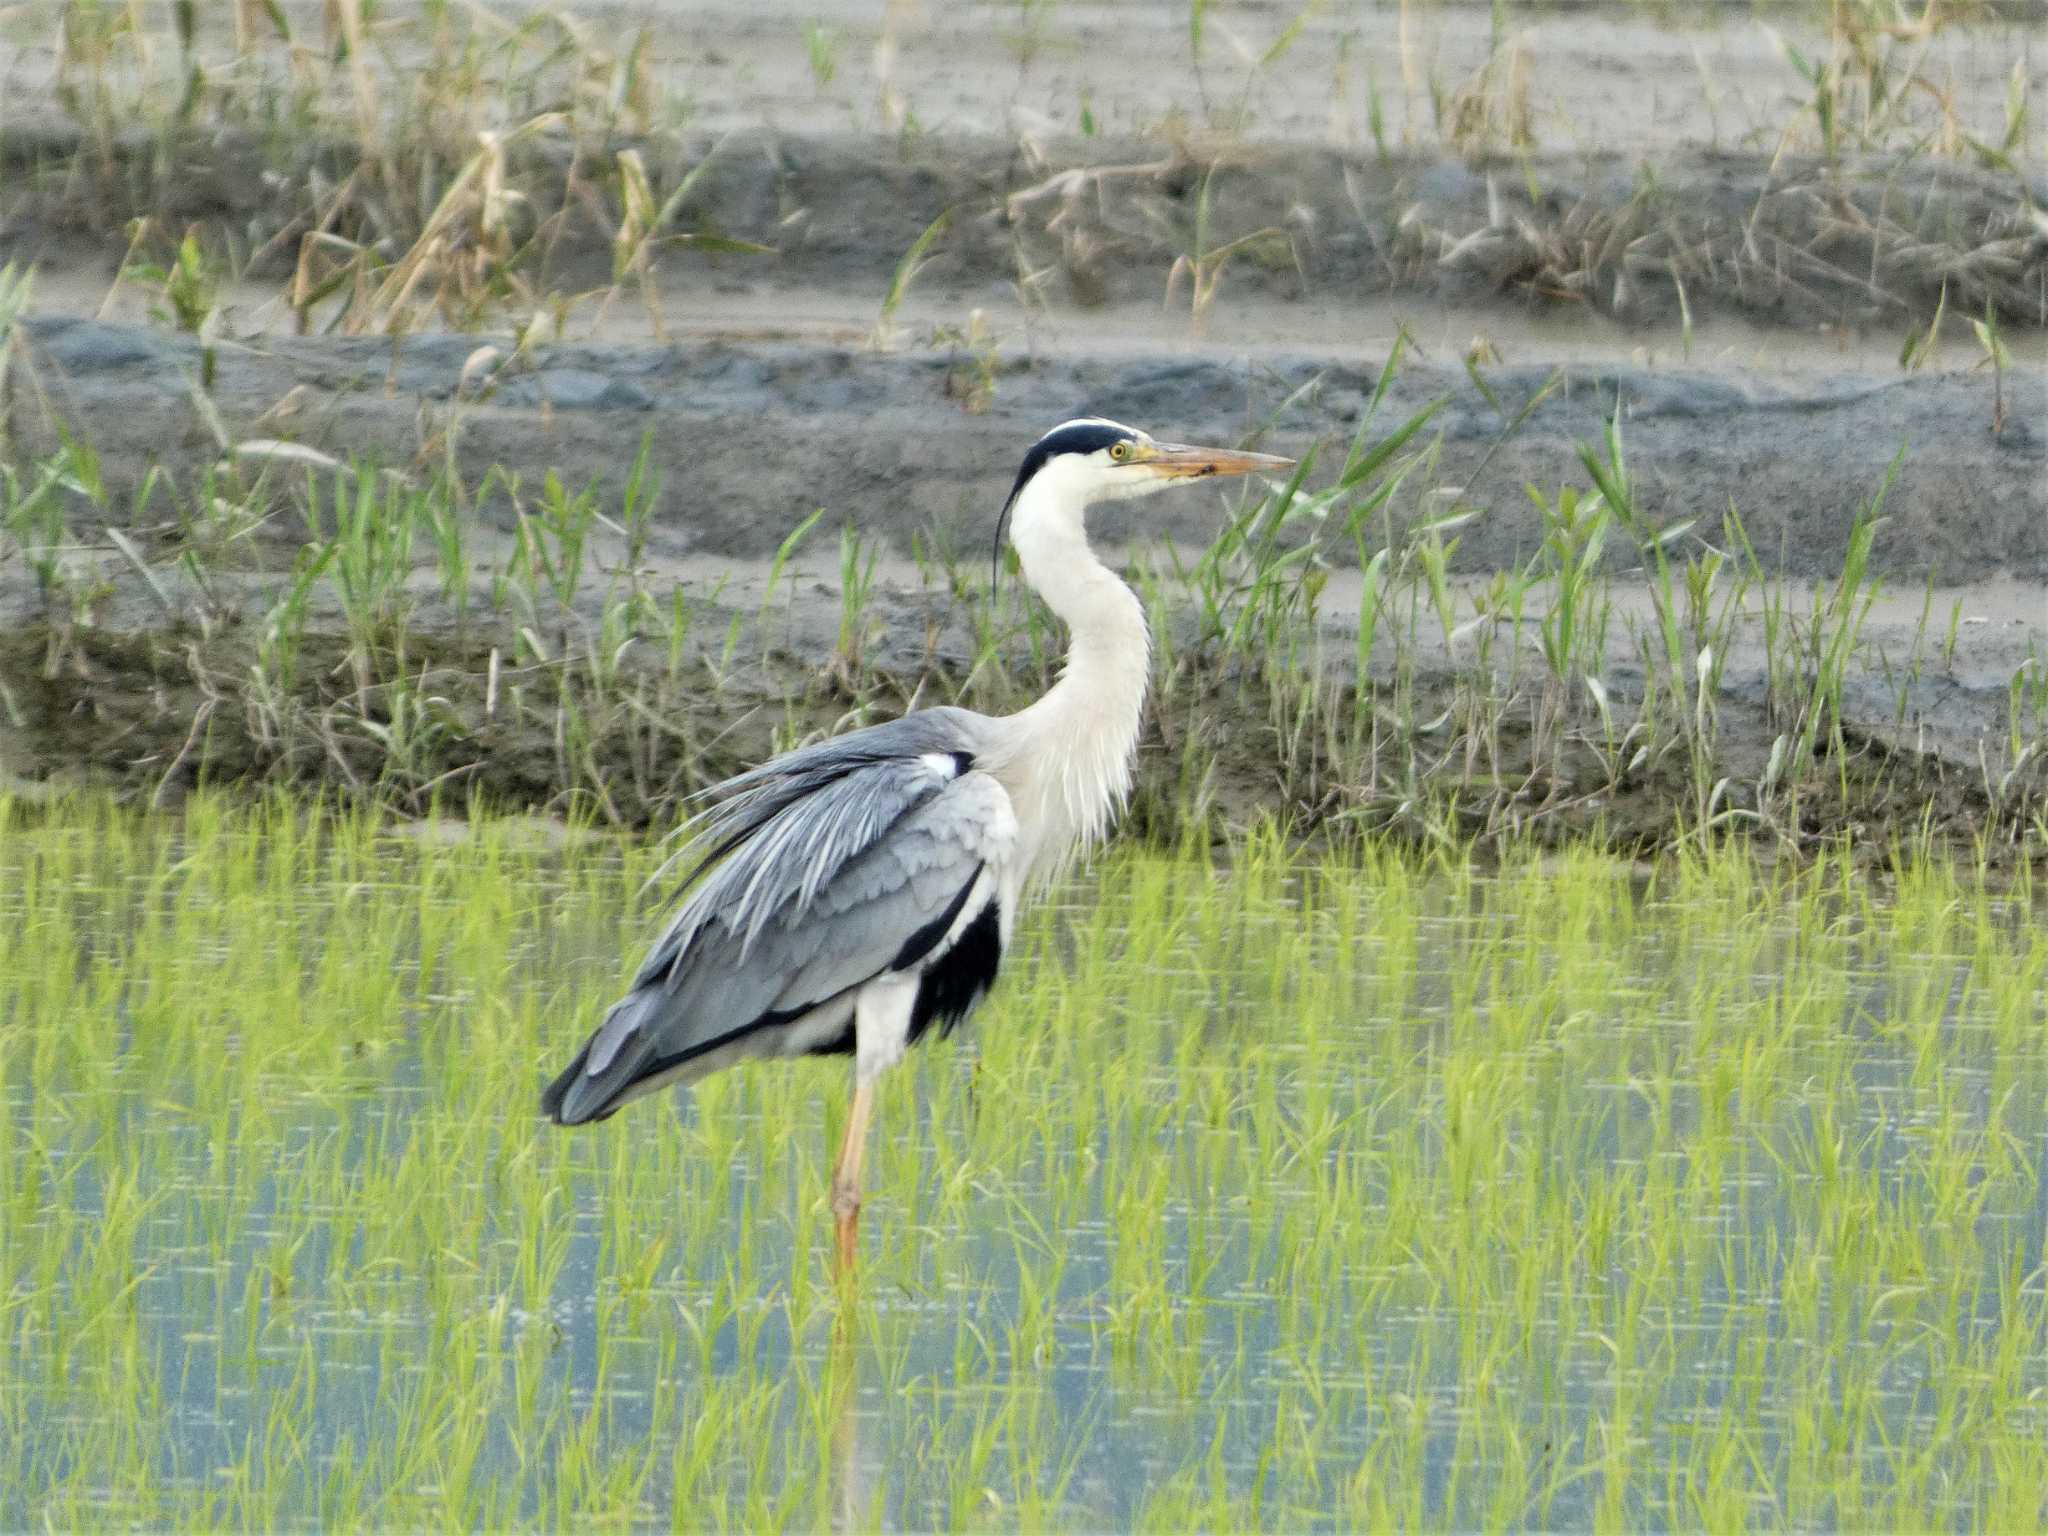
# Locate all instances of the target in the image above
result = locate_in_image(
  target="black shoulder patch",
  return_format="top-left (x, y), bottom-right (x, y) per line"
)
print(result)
top-left (888, 869), bottom-right (983, 972)
top-left (907, 900), bottom-right (1004, 1048)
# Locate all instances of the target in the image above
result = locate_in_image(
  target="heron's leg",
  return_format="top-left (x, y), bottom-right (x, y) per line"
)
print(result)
top-left (833, 975), bottom-right (916, 1275)
top-left (830, 1073), bottom-right (877, 1275)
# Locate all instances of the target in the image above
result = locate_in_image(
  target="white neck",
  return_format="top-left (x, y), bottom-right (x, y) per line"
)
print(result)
top-left (991, 470), bottom-right (1152, 881)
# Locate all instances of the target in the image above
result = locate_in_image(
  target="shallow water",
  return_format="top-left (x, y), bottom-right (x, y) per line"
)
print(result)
top-left (2, 807), bottom-right (2044, 1529)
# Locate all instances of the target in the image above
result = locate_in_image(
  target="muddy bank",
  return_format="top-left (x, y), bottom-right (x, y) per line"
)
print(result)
top-left (6, 128), bottom-right (2042, 337)
top-left (0, 606), bottom-right (2037, 869)
top-left (11, 316), bottom-right (2044, 583)
top-left (0, 337), bottom-right (2040, 855)
top-left (0, 0), bottom-right (2041, 854)
top-left (5, 0), bottom-right (2042, 333)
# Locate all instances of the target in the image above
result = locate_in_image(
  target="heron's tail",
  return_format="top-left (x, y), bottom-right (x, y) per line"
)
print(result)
top-left (538, 1039), bottom-right (595, 1124)
top-left (540, 986), bottom-right (667, 1125)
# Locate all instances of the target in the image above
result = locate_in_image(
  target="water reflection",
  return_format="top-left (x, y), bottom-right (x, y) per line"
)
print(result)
top-left (829, 1309), bottom-right (865, 1532)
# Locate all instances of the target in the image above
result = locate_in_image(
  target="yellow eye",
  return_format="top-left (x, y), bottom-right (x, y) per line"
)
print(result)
top-left (1110, 441), bottom-right (1131, 461)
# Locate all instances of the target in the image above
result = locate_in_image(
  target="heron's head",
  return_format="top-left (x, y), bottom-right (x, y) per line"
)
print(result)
top-left (995, 418), bottom-right (1292, 571)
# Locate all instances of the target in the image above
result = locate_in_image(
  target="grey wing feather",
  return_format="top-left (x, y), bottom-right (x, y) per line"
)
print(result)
top-left (766, 792), bottom-right (1003, 1006)
top-left (642, 706), bottom-right (988, 945)
top-left (644, 705), bottom-right (991, 971)
top-left (543, 708), bottom-right (1011, 1124)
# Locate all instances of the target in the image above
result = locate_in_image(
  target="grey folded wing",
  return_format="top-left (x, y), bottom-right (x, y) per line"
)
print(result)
top-left (543, 710), bottom-right (1014, 1124)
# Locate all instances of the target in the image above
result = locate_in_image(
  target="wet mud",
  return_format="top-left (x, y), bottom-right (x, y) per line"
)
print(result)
top-left (9, 314), bottom-right (2042, 582)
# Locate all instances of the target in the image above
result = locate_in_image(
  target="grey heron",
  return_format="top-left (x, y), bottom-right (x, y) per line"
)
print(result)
top-left (540, 418), bottom-right (1292, 1268)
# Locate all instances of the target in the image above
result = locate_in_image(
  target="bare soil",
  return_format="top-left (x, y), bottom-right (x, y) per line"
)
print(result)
top-left (8, 312), bottom-right (2042, 582)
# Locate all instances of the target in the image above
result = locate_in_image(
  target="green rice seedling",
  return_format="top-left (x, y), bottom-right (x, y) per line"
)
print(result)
top-left (1973, 51), bottom-right (2033, 170)
top-left (1412, 520), bottom-right (1461, 655)
top-left (1578, 411), bottom-right (1685, 717)
top-left (1574, 409), bottom-right (1751, 834)
top-left (0, 430), bottom-right (117, 675)
top-left (764, 506), bottom-right (827, 613)
top-left (1982, 655), bottom-right (2047, 827)
top-left (118, 221), bottom-right (221, 335)
top-left (1185, 352), bottom-right (1441, 669)
top-left (1526, 478), bottom-right (1610, 751)
top-left (421, 478), bottom-right (473, 633)
top-left (1900, 278), bottom-right (1950, 370)
top-left (315, 464), bottom-right (422, 687)
top-left (0, 262), bottom-right (32, 456)
top-left (49, 812), bottom-right (2007, 1524)
top-left (804, 21), bottom-right (840, 90)
top-left (1788, 452), bottom-right (1894, 799)
top-left (1973, 298), bottom-right (2010, 434)
top-left (871, 212), bottom-right (953, 351)
top-left (1180, 454), bottom-right (1322, 655)
top-left (515, 472), bottom-right (602, 622)
top-left (0, 441), bottom-right (90, 620)
top-left (246, 539), bottom-right (338, 750)
top-left (609, 434), bottom-right (661, 587)
top-left (833, 524), bottom-right (881, 690)
top-left (357, 668), bottom-right (462, 807)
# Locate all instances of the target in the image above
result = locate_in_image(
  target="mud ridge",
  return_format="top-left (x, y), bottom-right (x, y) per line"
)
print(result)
top-left (10, 317), bottom-right (2044, 582)
top-left (4, 128), bottom-right (2042, 334)
top-left (0, 621), bottom-right (2038, 872)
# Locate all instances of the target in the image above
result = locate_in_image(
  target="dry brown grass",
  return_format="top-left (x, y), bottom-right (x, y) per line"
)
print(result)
top-left (2, 0), bottom-right (2037, 344)
top-left (2, 0), bottom-right (751, 337)
top-left (1407, 158), bottom-right (2047, 327)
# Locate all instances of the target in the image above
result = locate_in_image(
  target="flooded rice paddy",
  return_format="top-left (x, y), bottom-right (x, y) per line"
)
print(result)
top-left (1, 799), bottom-right (2044, 1530)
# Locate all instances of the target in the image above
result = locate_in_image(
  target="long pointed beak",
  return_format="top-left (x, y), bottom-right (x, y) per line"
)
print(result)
top-left (1140, 442), bottom-right (1295, 480)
